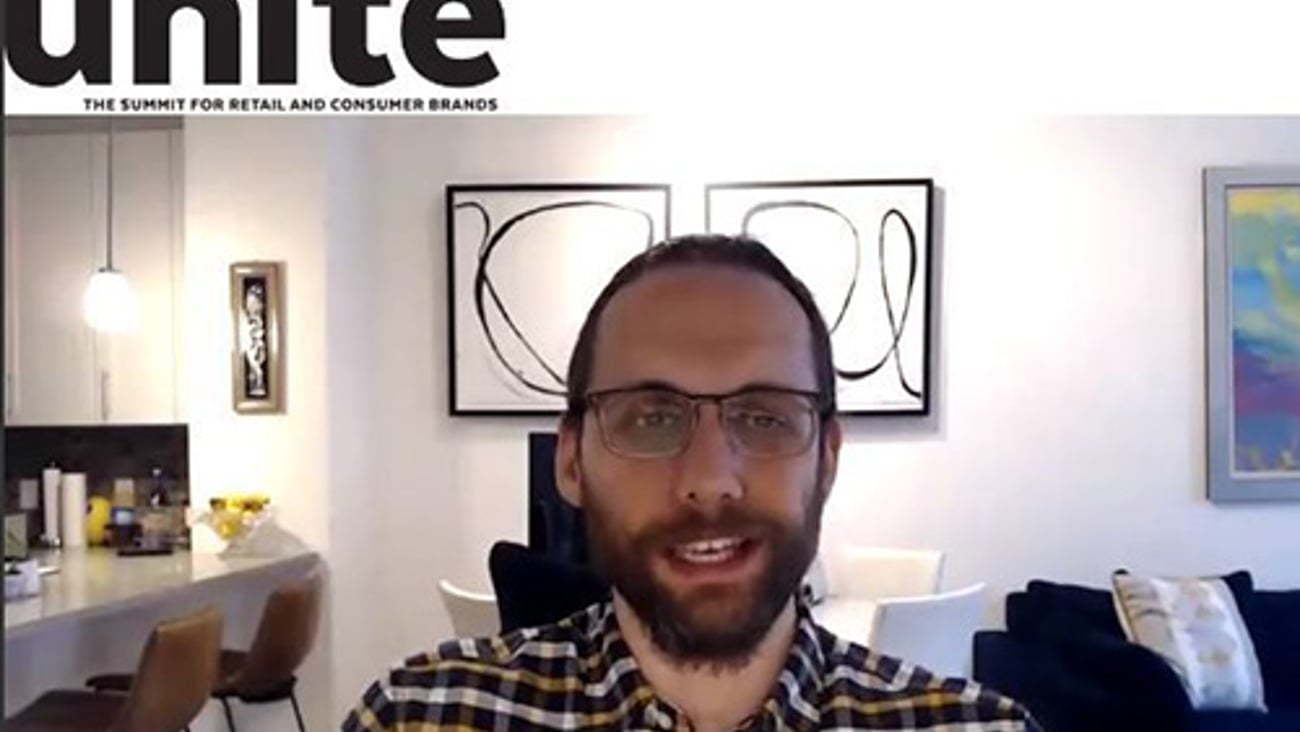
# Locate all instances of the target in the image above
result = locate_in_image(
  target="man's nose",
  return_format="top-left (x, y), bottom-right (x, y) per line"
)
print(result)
top-left (673, 404), bottom-right (744, 509)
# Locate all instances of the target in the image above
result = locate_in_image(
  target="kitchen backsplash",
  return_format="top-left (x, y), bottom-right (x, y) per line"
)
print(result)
top-left (4, 425), bottom-right (189, 547)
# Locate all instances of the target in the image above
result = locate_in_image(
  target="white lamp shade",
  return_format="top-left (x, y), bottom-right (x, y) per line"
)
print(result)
top-left (83, 268), bottom-right (140, 334)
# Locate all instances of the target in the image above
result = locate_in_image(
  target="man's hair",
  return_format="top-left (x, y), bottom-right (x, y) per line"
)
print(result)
top-left (563, 234), bottom-right (836, 427)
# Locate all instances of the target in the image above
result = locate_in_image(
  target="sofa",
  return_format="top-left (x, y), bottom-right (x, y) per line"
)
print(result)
top-left (972, 572), bottom-right (1300, 732)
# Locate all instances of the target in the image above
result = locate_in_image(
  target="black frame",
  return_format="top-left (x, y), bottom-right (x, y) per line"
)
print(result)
top-left (705, 178), bottom-right (935, 416)
top-left (446, 183), bottom-right (673, 416)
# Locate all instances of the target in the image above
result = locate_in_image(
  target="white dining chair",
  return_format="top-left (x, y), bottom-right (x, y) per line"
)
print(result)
top-left (800, 553), bottom-right (831, 605)
top-left (828, 545), bottom-right (945, 601)
top-left (867, 582), bottom-right (988, 678)
top-left (811, 597), bottom-right (879, 646)
top-left (438, 580), bottom-right (500, 638)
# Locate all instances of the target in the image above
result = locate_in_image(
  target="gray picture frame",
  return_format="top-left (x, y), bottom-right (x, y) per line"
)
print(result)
top-left (1204, 167), bottom-right (1300, 502)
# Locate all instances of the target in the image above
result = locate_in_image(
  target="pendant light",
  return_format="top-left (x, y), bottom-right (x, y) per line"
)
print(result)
top-left (83, 120), bottom-right (139, 334)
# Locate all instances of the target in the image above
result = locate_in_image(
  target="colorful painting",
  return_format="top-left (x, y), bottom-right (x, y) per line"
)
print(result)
top-left (1206, 167), bottom-right (1300, 501)
top-left (1230, 188), bottom-right (1300, 474)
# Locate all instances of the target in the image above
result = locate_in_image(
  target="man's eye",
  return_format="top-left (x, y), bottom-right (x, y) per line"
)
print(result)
top-left (634, 410), bottom-right (681, 428)
top-left (735, 411), bottom-right (788, 430)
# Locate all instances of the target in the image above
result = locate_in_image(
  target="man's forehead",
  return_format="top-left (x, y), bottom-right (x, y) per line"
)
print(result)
top-left (588, 265), bottom-right (816, 390)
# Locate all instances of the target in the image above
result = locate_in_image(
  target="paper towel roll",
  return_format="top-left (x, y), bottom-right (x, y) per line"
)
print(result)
top-left (61, 473), bottom-right (87, 549)
top-left (41, 467), bottom-right (61, 545)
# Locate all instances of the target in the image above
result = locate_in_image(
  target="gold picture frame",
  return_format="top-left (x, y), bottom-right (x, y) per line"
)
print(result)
top-left (230, 261), bottom-right (285, 414)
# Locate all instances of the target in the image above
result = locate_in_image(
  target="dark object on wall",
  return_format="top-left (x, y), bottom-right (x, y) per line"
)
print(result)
top-left (446, 184), bottom-right (671, 415)
top-left (230, 261), bottom-right (285, 414)
top-left (527, 432), bottom-right (589, 566)
top-left (4, 425), bottom-right (188, 485)
top-left (973, 573), bottom-right (1300, 732)
top-left (489, 540), bottom-right (609, 633)
top-left (706, 179), bottom-right (934, 415)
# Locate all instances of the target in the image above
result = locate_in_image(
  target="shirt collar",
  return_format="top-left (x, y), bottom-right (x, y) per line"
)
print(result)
top-left (586, 597), bottom-right (825, 732)
top-left (761, 597), bottom-right (825, 731)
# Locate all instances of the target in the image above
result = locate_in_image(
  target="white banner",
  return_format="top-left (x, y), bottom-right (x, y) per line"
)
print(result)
top-left (5, 0), bottom-right (1300, 116)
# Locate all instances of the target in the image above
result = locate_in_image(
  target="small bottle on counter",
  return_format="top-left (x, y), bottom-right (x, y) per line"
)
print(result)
top-left (148, 468), bottom-right (167, 507)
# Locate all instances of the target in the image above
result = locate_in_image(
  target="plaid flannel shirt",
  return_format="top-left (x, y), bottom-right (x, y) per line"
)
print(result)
top-left (343, 598), bottom-right (1039, 731)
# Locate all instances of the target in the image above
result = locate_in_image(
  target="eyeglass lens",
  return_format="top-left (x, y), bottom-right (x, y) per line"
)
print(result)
top-left (596, 388), bottom-right (816, 457)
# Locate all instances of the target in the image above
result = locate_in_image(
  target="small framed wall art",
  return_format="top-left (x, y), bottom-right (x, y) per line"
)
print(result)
top-left (230, 261), bottom-right (285, 414)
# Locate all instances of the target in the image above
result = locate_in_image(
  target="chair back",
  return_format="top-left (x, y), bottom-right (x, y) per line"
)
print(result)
top-left (801, 554), bottom-right (830, 605)
top-left (869, 583), bottom-right (987, 677)
top-left (830, 546), bottom-right (944, 600)
top-left (232, 569), bottom-right (324, 695)
top-left (438, 580), bottom-right (500, 638)
top-left (487, 540), bottom-right (609, 632)
top-left (111, 606), bottom-right (223, 732)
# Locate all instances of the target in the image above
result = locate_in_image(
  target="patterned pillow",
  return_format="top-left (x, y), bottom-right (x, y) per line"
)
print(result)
top-left (1112, 571), bottom-right (1266, 710)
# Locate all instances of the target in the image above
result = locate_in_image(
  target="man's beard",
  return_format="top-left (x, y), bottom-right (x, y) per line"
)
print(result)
top-left (581, 464), bottom-right (826, 669)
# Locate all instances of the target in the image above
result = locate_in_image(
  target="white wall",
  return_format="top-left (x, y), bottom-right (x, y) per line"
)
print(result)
top-left (183, 117), bottom-right (341, 731)
top-left (182, 115), bottom-right (1300, 724)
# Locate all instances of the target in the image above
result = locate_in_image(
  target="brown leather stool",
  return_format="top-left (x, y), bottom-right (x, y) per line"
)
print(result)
top-left (89, 570), bottom-right (322, 732)
top-left (6, 606), bottom-right (222, 732)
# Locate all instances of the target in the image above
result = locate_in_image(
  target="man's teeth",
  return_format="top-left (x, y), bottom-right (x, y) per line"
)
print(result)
top-left (674, 537), bottom-right (744, 563)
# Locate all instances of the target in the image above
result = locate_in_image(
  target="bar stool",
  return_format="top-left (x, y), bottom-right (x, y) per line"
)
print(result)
top-left (6, 605), bottom-right (222, 732)
top-left (89, 570), bottom-right (322, 732)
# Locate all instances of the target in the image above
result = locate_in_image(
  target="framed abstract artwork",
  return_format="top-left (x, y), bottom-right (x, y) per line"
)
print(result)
top-left (447, 184), bottom-right (672, 415)
top-left (230, 261), bottom-right (285, 414)
top-left (706, 179), bottom-right (934, 415)
top-left (1205, 167), bottom-right (1300, 502)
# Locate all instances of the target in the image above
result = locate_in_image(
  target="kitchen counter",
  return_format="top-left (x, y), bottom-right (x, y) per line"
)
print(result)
top-left (4, 547), bottom-right (319, 640)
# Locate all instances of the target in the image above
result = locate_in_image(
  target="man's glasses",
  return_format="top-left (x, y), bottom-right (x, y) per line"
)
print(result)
top-left (584, 386), bottom-right (827, 460)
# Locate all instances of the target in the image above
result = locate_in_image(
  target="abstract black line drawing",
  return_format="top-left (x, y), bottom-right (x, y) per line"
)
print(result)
top-left (707, 180), bottom-right (933, 415)
top-left (447, 184), bottom-right (672, 415)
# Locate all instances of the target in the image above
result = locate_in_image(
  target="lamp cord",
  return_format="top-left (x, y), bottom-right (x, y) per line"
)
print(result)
top-left (106, 120), bottom-right (114, 270)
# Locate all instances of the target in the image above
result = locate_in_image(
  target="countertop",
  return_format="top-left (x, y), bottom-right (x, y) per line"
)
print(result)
top-left (4, 547), bottom-right (319, 640)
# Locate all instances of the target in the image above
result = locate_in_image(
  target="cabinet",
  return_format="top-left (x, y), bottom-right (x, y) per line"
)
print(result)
top-left (4, 128), bottom-right (184, 425)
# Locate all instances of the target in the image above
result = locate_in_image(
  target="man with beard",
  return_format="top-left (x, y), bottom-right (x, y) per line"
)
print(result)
top-left (344, 235), bottom-right (1038, 731)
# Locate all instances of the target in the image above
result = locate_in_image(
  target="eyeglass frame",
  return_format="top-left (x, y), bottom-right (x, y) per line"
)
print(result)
top-left (579, 383), bottom-right (834, 460)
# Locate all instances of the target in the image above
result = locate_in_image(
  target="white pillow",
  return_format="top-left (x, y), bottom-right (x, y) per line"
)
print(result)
top-left (1112, 571), bottom-right (1265, 711)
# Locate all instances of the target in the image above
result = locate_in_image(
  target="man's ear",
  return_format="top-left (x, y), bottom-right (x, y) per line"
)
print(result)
top-left (819, 416), bottom-right (843, 500)
top-left (555, 419), bottom-right (585, 508)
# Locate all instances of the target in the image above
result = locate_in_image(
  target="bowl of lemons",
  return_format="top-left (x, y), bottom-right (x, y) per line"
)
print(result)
top-left (208, 494), bottom-right (272, 541)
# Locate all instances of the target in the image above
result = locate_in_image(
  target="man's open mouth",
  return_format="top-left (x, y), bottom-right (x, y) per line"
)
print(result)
top-left (668, 536), bottom-right (758, 566)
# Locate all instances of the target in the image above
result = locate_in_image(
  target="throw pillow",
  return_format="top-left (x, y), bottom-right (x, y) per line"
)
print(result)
top-left (1112, 570), bottom-right (1266, 711)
